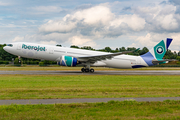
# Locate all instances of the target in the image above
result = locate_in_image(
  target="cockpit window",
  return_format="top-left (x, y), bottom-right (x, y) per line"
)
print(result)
top-left (7, 44), bottom-right (13, 47)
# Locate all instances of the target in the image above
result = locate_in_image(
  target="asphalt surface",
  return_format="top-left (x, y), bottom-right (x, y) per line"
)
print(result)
top-left (0, 97), bottom-right (180, 105)
top-left (0, 70), bottom-right (180, 75)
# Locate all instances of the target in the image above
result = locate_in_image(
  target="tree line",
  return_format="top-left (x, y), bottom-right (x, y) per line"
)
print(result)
top-left (0, 44), bottom-right (180, 65)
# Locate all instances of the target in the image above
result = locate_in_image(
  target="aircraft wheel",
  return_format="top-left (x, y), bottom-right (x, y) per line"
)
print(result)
top-left (81, 68), bottom-right (85, 72)
top-left (85, 68), bottom-right (90, 72)
top-left (90, 68), bottom-right (94, 73)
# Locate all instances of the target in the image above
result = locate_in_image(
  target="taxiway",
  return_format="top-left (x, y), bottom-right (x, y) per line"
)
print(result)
top-left (0, 97), bottom-right (180, 105)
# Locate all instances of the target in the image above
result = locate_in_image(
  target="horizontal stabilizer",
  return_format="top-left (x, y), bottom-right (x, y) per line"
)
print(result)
top-left (152, 59), bottom-right (177, 64)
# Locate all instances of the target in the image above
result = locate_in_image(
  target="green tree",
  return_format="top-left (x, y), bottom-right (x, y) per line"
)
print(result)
top-left (14, 57), bottom-right (22, 66)
top-left (176, 56), bottom-right (180, 61)
top-left (139, 47), bottom-right (149, 55)
top-left (81, 46), bottom-right (94, 50)
top-left (164, 49), bottom-right (177, 59)
top-left (113, 48), bottom-right (119, 53)
top-left (56, 44), bottom-right (62, 47)
top-left (105, 47), bottom-right (112, 52)
top-left (127, 47), bottom-right (136, 51)
top-left (119, 47), bottom-right (126, 52)
top-left (178, 51), bottom-right (180, 56)
top-left (70, 45), bottom-right (79, 49)
top-left (0, 45), bottom-right (16, 61)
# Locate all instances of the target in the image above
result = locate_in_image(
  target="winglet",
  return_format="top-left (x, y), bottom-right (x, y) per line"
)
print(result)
top-left (166, 38), bottom-right (173, 50)
top-left (134, 48), bottom-right (140, 52)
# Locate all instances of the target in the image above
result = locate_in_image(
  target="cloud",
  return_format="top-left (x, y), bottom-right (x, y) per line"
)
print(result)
top-left (133, 3), bottom-right (179, 32)
top-left (70, 5), bottom-right (113, 25)
top-left (29, 2), bottom-right (180, 49)
top-left (0, 2), bottom-right (10, 6)
top-left (39, 5), bottom-right (146, 38)
top-left (134, 33), bottom-right (158, 48)
top-left (5, 1), bottom-right (180, 51)
top-left (12, 36), bottom-right (24, 42)
top-left (69, 35), bottom-right (96, 47)
top-left (39, 20), bottom-right (77, 33)
top-left (39, 5), bottom-right (114, 34)
top-left (40, 40), bottom-right (57, 45)
top-left (75, 4), bottom-right (93, 10)
top-left (109, 14), bottom-right (146, 31)
top-left (29, 6), bottom-right (62, 15)
top-left (169, 0), bottom-right (180, 5)
top-left (130, 32), bottom-right (180, 51)
top-left (128, 43), bottom-right (138, 48)
top-left (157, 14), bottom-right (179, 30)
top-left (11, 33), bottom-right (71, 44)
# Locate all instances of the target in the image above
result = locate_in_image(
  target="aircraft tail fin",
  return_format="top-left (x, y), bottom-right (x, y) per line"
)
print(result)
top-left (149, 38), bottom-right (173, 60)
top-left (141, 38), bottom-right (173, 66)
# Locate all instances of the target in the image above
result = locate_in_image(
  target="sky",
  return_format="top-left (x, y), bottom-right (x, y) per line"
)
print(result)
top-left (0, 0), bottom-right (180, 51)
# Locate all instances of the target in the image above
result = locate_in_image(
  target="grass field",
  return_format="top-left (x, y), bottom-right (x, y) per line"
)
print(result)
top-left (1, 70), bottom-right (180, 119)
top-left (0, 75), bottom-right (180, 99)
top-left (0, 100), bottom-right (180, 120)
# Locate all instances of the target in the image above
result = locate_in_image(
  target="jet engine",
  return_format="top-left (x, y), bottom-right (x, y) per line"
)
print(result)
top-left (58, 56), bottom-right (77, 67)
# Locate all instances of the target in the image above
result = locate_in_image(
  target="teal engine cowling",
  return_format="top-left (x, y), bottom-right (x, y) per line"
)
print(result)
top-left (58, 56), bottom-right (77, 67)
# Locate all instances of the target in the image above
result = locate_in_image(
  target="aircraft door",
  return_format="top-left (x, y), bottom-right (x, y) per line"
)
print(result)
top-left (130, 59), bottom-right (136, 64)
top-left (49, 47), bottom-right (54, 54)
top-left (137, 58), bottom-right (141, 64)
top-left (17, 44), bottom-right (21, 50)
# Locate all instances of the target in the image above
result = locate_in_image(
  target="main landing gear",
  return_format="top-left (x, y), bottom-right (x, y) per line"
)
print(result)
top-left (81, 68), bottom-right (95, 73)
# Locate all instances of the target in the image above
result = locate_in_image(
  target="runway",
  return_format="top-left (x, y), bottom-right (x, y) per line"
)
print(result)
top-left (0, 70), bottom-right (180, 75)
top-left (0, 97), bottom-right (180, 105)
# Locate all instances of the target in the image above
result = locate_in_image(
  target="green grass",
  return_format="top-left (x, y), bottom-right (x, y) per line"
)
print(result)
top-left (0, 75), bottom-right (180, 99)
top-left (1, 75), bottom-right (180, 119)
top-left (0, 100), bottom-right (180, 120)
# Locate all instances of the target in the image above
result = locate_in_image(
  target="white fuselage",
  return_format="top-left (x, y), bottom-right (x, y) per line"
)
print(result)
top-left (3, 42), bottom-right (148, 69)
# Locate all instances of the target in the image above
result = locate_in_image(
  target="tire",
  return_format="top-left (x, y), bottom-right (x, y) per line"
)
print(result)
top-left (81, 68), bottom-right (85, 72)
top-left (85, 68), bottom-right (89, 72)
top-left (90, 68), bottom-right (94, 73)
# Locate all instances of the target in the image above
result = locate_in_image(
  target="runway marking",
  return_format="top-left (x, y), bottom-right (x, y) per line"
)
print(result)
top-left (0, 97), bottom-right (180, 105)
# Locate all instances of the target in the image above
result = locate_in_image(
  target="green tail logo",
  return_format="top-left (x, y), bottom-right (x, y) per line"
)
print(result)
top-left (153, 40), bottom-right (166, 60)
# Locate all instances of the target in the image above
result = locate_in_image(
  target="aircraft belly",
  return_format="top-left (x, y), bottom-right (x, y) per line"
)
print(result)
top-left (104, 59), bottom-right (132, 69)
top-left (103, 56), bottom-right (148, 69)
top-left (91, 61), bottom-right (106, 67)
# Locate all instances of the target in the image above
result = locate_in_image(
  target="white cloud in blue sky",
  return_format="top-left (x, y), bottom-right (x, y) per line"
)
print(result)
top-left (0, 0), bottom-right (180, 51)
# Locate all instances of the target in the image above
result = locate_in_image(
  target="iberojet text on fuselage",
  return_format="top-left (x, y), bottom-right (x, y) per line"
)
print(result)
top-left (22, 44), bottom-right (46, 51)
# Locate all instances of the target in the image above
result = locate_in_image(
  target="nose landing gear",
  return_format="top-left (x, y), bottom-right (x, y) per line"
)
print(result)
top-left (81, 68), bottom-right (94, 73)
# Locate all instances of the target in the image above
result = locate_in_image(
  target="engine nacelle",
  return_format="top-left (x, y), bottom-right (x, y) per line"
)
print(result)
top-left (58, 56), bottom-right (77, 67)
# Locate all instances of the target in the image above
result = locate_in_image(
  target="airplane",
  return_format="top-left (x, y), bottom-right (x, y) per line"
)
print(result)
top-left (3, 38), bottom-right (174, 73)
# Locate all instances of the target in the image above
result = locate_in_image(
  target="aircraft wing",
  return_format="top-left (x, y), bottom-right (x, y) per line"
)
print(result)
top-left (77, 51), bottom-right (133, 63)
top-left (152, 59), bottom-right (177, 64)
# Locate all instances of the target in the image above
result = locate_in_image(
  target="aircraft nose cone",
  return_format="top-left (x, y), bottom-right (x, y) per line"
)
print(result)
top-left (3, 46), bottom-right (8, 51)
